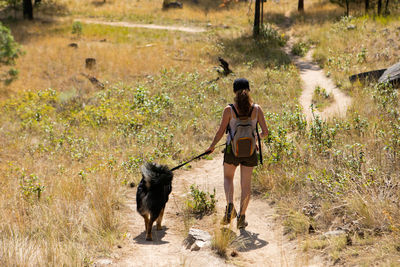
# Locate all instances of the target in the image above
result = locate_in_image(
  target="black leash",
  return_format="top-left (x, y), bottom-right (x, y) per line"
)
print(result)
top-left (170, 144), bottom-right (225, 172)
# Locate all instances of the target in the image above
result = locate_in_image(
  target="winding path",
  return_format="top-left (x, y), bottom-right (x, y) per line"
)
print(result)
top-left (284, 39), bottom-right (352, 121)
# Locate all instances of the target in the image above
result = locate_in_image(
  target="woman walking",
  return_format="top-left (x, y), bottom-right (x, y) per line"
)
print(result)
top-left (206, 78), bottom-right (269, 229)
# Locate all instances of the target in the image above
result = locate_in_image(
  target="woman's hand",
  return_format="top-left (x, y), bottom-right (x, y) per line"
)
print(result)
top-left (205, 145), bottom-right (215, 154)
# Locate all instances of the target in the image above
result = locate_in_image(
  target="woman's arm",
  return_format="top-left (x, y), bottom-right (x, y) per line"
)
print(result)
top-left (205, 106), bottom-right (231, 153)
top-left (257, 105), bottom-right (269, 139)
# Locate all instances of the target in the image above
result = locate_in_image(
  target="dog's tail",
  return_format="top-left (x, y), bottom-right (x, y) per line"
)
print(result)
top-left (140, 162), bottom-right (173, 189)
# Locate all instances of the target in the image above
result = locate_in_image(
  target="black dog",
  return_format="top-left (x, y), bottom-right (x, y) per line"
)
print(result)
top-left (136, 162), bottom-right (173, 241)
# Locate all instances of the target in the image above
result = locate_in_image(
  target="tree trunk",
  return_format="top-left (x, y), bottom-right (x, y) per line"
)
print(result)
top-left (23, 0), bottom-right (33, 20)
top-left (345, 0), bottom-right (349, 16)
top-left (377, 0), bottom-right (382, 14)
top-left (298, 0), bottom-right (304, 12)
top-left (365, 0), bottom-right (369, 12)
top-left (253, 0), bottom-right (261, 38)
top-left (261, 0), bottom-right (264, 26)
top-left (385, 0), bottom-right (389, 14)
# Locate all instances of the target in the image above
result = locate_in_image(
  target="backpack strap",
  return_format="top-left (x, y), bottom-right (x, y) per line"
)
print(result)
top-left (256, 122), bottom-right (263, 165)
top-left (226, 104), bottom-right (235, 143)
top-left (229, 104), bottom-right (239, 117)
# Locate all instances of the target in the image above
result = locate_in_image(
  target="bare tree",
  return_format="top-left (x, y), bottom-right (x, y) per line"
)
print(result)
top-left (384, 0), bottom-right (390, 14)
top-left (377, 0), bottom-right (382, 14)
top-left (298, 0), bottom-right (304, 12)
top-left (253, 0), bottom-right (261, 37)
top-left (23, 0), bottom-right (33, 20)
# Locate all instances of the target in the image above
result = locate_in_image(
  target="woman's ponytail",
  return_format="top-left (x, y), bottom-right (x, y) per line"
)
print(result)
top-left (234, 90), bottom-right (252, 115)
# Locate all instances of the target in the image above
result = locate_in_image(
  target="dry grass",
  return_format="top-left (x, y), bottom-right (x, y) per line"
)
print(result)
top-left (3, 20), bottom-right (212, 97)
top-left (50, 0), bottom-right (252, 27)
top-left (211, 227), bottom-right (236, 257)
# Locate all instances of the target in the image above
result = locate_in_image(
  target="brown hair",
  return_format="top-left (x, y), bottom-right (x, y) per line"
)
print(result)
top-left (234, 90), bottom-right (253, 115)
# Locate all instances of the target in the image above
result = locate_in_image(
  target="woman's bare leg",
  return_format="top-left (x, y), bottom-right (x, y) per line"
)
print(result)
top-left (223, 163), bottom-right (237, 203)
top-left (239, 165), bottom-right (253, 215)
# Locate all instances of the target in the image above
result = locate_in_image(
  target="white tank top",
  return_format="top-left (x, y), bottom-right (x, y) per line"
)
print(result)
top-left (227, 104), bottom-right (258, 144)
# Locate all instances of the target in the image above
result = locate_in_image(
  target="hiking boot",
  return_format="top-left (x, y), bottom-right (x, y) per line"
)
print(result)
top-left (221, 203), bottom-right (237, 225)
top-left (237, 214), bottom-right (248, 229)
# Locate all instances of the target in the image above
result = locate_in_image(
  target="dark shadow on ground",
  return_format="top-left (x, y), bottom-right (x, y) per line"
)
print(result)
top-left (91, 1), bottom-right (107, 7)
top-left (0, 1), bottom-right (68, 20)
top-left (234, 229), bottom-right (268, 252)
top-left (2, 17), bottom-right (67, 45)
top-left (267, 2), bottom-right (345, 29)
top-left (267, 12), bottom-right (293, 28)
top-left (218, 34), bottom-right (291, 69)
top-left (133, 226), bottom-right (170, 245)
top-left (180, 0), bottom-right (245, 14)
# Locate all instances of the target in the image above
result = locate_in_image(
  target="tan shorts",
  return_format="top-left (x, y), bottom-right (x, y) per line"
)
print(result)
top-left (223, 144), bottom-right (258, 167)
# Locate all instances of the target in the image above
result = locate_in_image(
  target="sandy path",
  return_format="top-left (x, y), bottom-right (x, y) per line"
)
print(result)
top-left (74, 19), bottom-right (206, 33)
top-left (283, 35), bottom-right (352, 121)
top-left (97, 153), bottom-right (323, 267)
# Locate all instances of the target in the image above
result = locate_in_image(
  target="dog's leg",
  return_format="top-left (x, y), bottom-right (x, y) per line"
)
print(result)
top-left (144, 213), bottom-right (149, 233)
top-left (146, 217), bottom-right (156, 241)
top-left (156, 208), bottom-right (165, 230)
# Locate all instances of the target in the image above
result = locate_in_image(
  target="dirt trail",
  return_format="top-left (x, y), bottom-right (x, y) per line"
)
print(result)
top-left (283, 32), bottom-right (352, 121)
top-left (74, 19), bottom-right (206, 33)
top-left (98, 153), bottom-right (323, 267)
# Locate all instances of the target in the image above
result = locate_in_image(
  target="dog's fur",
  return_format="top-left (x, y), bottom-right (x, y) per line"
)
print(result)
top-left (136, 162), bottom-right (173, 241)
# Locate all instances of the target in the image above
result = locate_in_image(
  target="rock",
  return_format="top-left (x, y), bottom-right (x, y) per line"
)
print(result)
top-left (68, 43), bottom-right (78, 48)
top-left (206, 23), bottom-right (212, 27)
top-left (378, 61), bottom-right (400, 86)
top-left (347, 24), bottom-right (356, 30)
top-left (322, 230), bottom-right (346, 239)
top-left (183, 228), bottom-right (211, 251)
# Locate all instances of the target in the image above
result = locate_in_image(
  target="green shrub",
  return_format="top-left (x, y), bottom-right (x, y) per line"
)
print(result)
top-left (0, 22), bottom-right (22, 84)
top-left (259, 24), bottom-right (287, 47)
top-left (186, 184), bottom-right (216, 216)
top-left (291, 41), bottom-right (310, 56)
top-left (72, 21), bottom-right (83, 37)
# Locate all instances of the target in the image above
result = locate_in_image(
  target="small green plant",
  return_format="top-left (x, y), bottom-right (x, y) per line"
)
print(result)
top-left (186, 184), bottom-right (216, 216)
top-left (312, 85), bottom-right (334, 111)
top-left (356, 47), bottom-right (367, 63)
top-left (259, 24), bottom-right (287, 47)
top-left (291, 41), bottom-right (310, 56)
top-left (72, 21), bottom-right (83, 38)
top-left (19, 173), bottom-right (45, 202)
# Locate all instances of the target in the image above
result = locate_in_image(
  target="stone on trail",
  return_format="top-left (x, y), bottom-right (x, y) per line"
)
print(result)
top-left (183, 228), bottom-right (211, 251)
